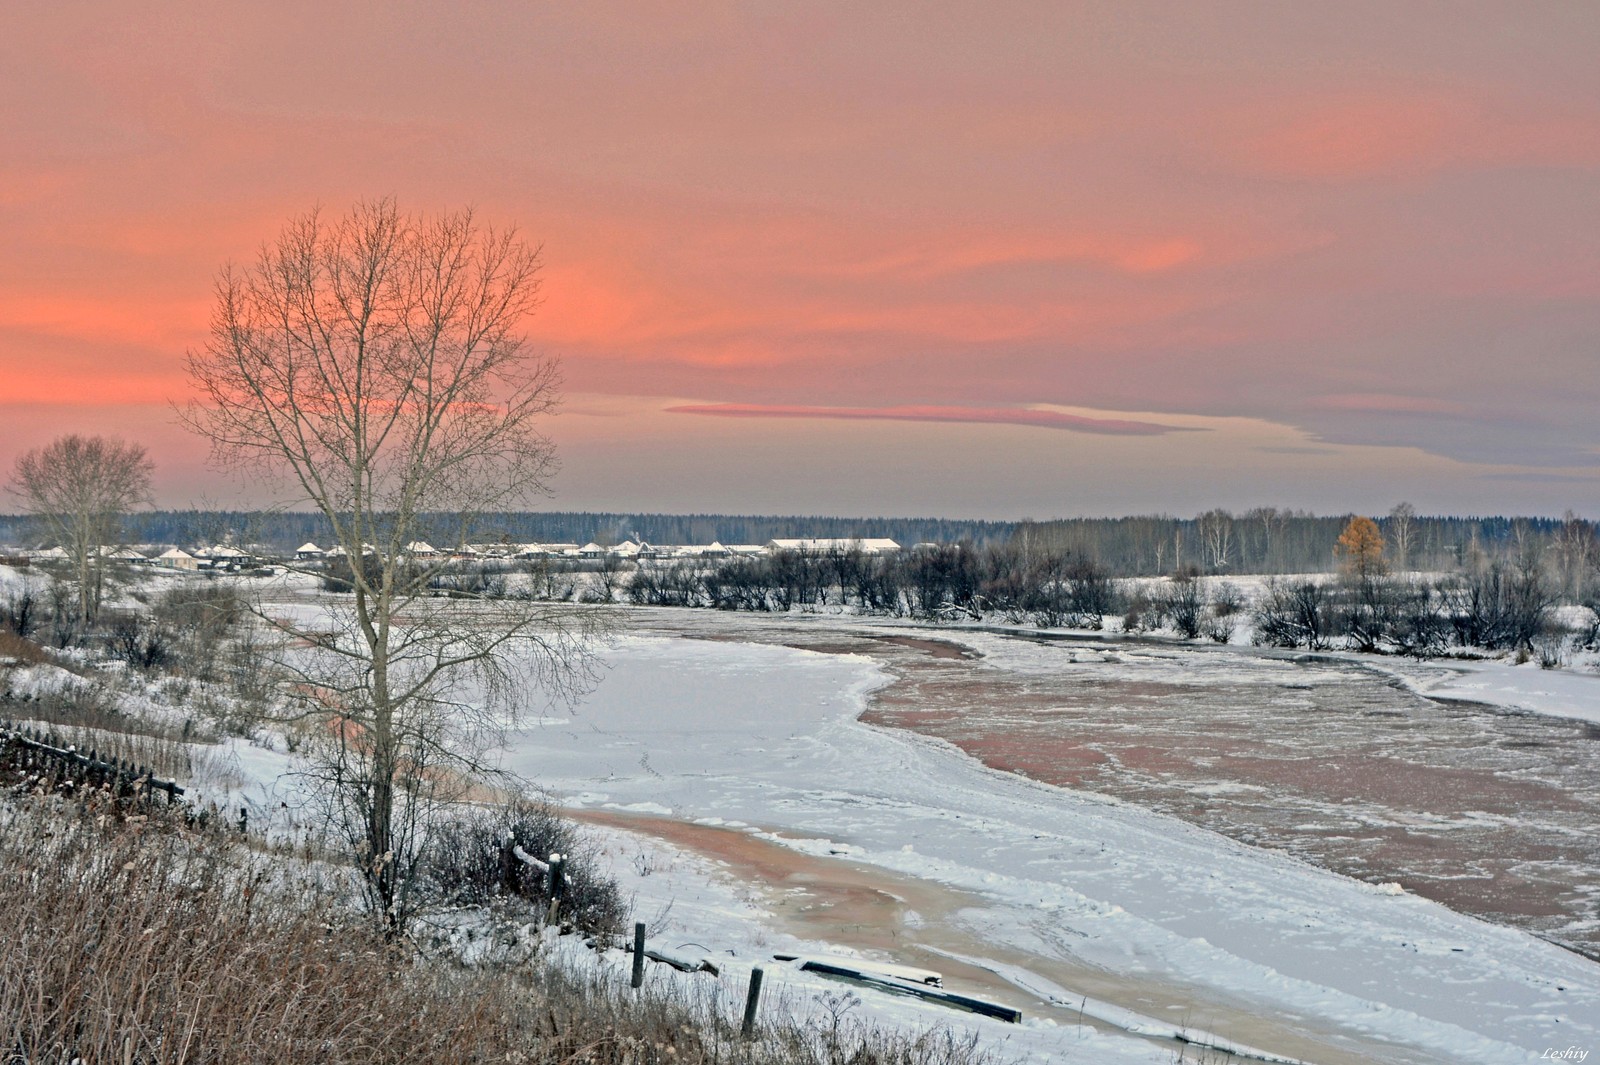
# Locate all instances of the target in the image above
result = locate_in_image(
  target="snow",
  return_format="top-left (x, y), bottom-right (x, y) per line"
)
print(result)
top-left (576, 814), bottom-right (1171, 1064)
top-left (498, 630), bottom-right (1599, 1065)
top-left (27, 567), bottom-right (1590, 1064)
top-left (1370, 655), bottom-right (1600, 726)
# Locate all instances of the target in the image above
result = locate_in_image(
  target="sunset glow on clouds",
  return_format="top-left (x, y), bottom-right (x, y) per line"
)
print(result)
top-left (2, 3), bottom-right (1597, 516)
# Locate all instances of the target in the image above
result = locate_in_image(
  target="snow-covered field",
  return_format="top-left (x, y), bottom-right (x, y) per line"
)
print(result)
top-left (8, 563), bottom-right (1597, 1063)
top-left (494, 622), bottom-right (1599, 1065)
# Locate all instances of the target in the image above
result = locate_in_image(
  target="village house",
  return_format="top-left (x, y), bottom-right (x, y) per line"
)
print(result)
top-left (516, 542), bottom-right (579, 559)
top-left (766, 538), bottom-right (901, 556)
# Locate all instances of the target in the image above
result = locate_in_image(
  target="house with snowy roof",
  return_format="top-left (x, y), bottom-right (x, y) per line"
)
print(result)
top-left (516, 543), bottom-right (578, 559)
top-left (674, 542), bottom-right (731, 559)
top-left (766, 538), bottom-right (901, 556)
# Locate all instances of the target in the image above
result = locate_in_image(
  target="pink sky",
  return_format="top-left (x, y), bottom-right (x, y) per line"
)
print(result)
top-left (3, 3), bottom-right (1597, 517)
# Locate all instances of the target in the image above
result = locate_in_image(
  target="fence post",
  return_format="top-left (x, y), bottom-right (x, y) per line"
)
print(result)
top-left (631, 921), bottom-right (647, 989)
top-left (741, 967), bottom-right (765, 1039)
top-left (500, 835), bottom-right (516, 894)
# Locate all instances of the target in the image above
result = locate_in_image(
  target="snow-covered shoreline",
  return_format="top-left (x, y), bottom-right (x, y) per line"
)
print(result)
top-left (497, 622), bottom-right (1599, 1065)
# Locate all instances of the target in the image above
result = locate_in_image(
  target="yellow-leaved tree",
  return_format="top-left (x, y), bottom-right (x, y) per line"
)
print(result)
top-left (1335, 516), bottom-right (1386, 583)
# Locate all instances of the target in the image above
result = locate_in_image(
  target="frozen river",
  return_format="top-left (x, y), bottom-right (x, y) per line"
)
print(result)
top-left (849, 627), bottom-right (1600, 958)
top-left (498, 608), bottom-right (1600, 1065)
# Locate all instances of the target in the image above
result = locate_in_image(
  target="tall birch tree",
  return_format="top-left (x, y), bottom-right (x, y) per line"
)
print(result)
top-left (182, 200), bottom-right (600, 929)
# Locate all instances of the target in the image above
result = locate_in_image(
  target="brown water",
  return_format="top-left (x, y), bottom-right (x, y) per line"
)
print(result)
top-left (641, 612), bottom-right (1600, 958)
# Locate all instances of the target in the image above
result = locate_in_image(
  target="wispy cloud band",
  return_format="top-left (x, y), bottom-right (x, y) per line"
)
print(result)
top-left (664, 403), bottom-right (1190, 436)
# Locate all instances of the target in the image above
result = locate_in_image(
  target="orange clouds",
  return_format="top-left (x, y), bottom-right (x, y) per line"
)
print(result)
top-left (0, 293), bottom-right (207, 352)
top-left (2, 3), bottom-right (1598, 513)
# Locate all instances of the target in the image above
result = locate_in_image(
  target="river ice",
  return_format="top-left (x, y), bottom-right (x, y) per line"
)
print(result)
top-left (497, 614), bottom-right (1600, 1065)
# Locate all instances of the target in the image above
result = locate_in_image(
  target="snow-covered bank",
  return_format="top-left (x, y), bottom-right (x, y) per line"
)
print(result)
top-left (1363, 654), bottom-right (1600, 727)
top-left (500, 630), bottom-right (1599, 1065)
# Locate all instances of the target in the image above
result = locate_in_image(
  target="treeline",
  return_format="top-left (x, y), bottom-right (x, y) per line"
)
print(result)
top-left (0, 511), bottom-right (1017, 553)
top-left (2, 509), bottom-right (1595, 587)
top-left (612, 539), bottom-right (1598, 662)
top-left (616, 543), bottom-right (1117, 626)
top-left (1249, 565), bottom-right (1576, 660)
top-left (1017, 509), bottom-right (1587, 578)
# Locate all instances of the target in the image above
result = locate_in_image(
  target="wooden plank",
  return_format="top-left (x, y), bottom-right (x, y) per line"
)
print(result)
top-left (798, 960), bottom-right (1022, 1024)
top-left (773, 952), bottom-right (942, 986)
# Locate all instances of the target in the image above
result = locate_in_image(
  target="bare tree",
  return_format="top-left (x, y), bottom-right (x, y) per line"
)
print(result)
top-left (181, 200), bottom-right (602, 930)
top-left (1553, 510), bottom-right (1595, 602)
top-left (1195, 508), bottom-right (1234, 572)
top-left (7, 434), bottom-right (153, 630)
top-left (1386, 502), bottom-right (1416, 573)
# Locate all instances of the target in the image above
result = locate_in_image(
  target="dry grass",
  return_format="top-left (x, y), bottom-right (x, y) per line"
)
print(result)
top-left (0, 794), bottom-right (1006, 1065)
top-left (0, 630), bottom-right (50, 666)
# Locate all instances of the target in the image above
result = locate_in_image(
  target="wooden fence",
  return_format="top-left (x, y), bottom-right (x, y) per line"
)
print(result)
top-left (0, 721), bottom-right (185, 804)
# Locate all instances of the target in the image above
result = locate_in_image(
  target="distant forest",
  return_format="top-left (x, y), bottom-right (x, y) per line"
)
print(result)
top-left (0, 508), bottom-right (1587, 578)
top-left (0, 511), bottom-right (1016, 555)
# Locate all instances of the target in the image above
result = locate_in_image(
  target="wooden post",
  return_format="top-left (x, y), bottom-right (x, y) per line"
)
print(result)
top-left (631, 921), bottom-right (647, 989)
top-left (741, 967), bottom-right (765, 1039)
top-left (546, 851), bottom-right (560, 926)
top-left (500, 837), bottom-right (516, 894)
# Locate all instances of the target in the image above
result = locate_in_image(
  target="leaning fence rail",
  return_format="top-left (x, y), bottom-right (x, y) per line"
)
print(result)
top-left (0, 720), bottom-right (185, 804)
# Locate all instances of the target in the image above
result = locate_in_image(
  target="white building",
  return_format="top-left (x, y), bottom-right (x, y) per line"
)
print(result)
top-left (766, 538), bottom-right (901, 556)
top-left (516, 542), bottom-right (578, 559)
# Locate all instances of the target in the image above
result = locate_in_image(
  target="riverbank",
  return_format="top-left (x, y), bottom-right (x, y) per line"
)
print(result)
top-left (500, 610), bottom-right (1598, 1064)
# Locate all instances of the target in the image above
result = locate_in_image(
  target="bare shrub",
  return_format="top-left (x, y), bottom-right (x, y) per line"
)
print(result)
top-left (101, 610), bottom-right (173, 672)
top-left (1253, 578), bottom-right (1334, 650)
top-left (1201, 611), bottom-right (1235, 644)
top-left (1159, 577), bottom-right (1204, 639)
top-left (0, 584), bottom-right (39, 639)
top-left (152, 582), bottom-right (245, 680)
top-left (422, 797), bottom-right (625, 936)
top-left (1532, 625), bottom-right (1573, 670)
